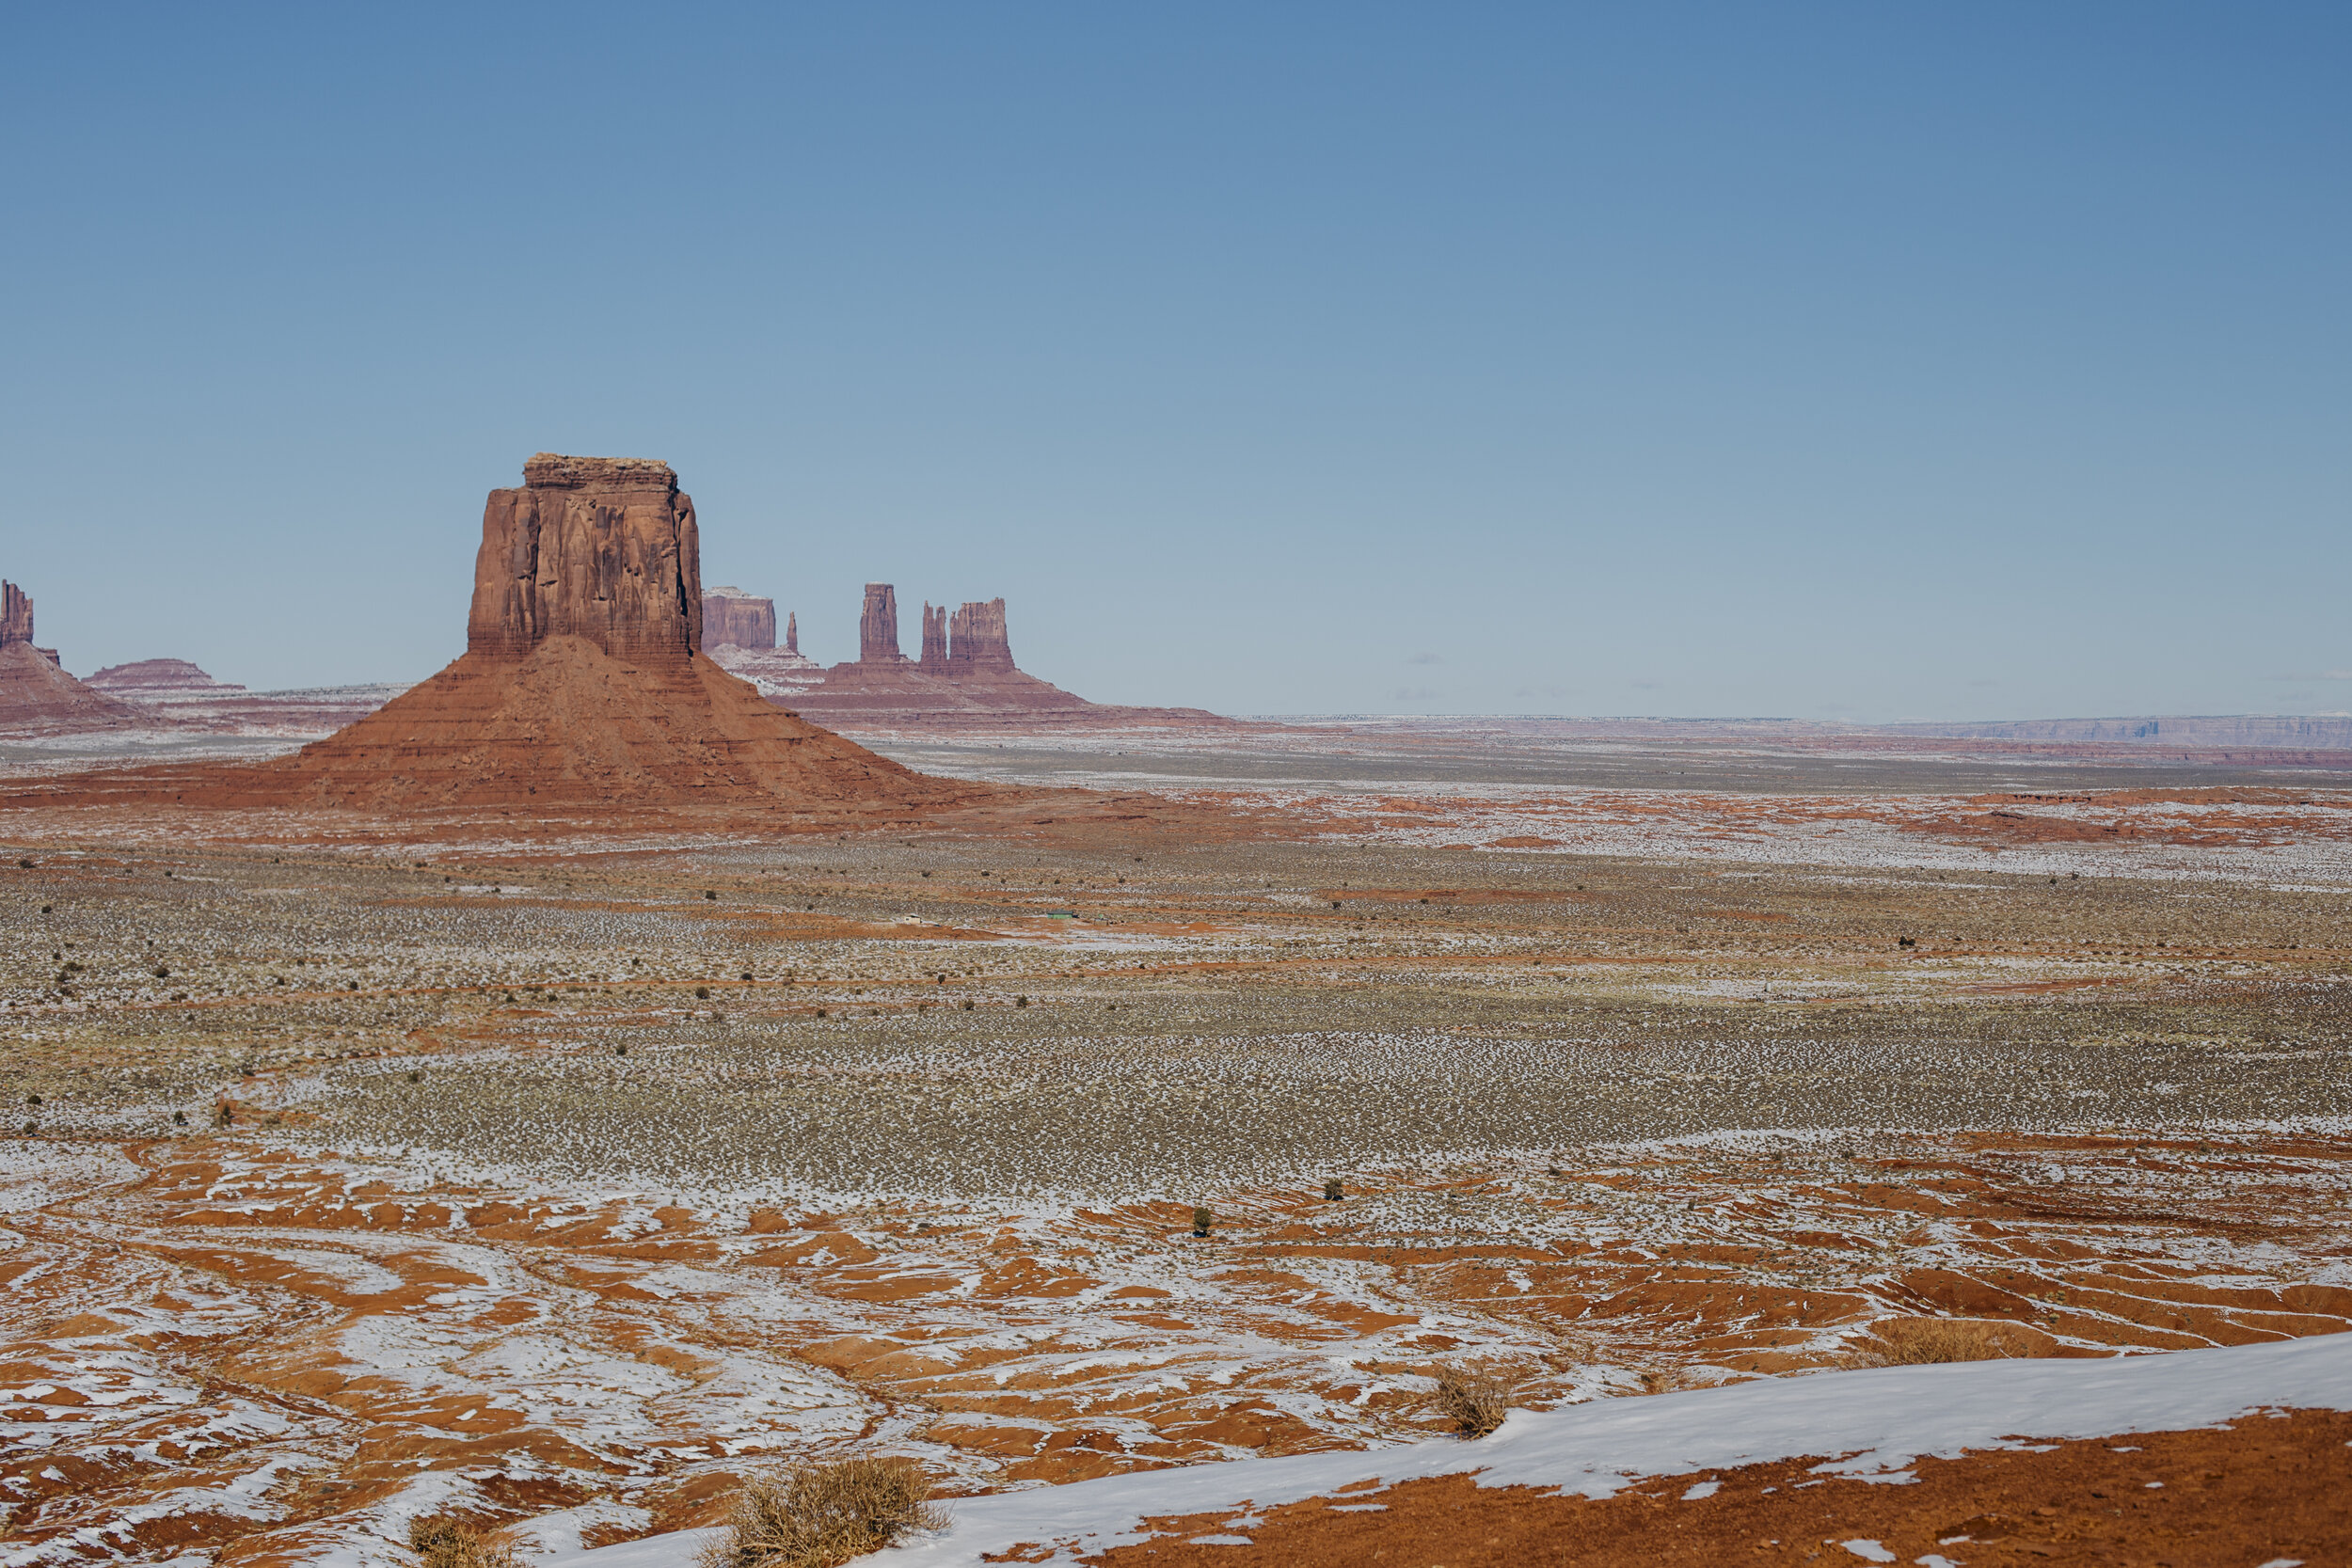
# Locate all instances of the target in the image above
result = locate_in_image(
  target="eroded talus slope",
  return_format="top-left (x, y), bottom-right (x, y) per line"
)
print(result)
top-left (250, 636), bottom-right (977, 810)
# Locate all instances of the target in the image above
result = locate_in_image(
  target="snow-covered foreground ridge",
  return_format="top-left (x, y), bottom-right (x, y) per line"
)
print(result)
top-left (552, 1333), bottom-right (2352, 1567)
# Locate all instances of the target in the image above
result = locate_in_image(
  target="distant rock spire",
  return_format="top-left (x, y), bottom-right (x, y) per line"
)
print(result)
top-left (919, 602), bottom-right (951, 672)
top-left (859, 584), bottom-right (905, 663)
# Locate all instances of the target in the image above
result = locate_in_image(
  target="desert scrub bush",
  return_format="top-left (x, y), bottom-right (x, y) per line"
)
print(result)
top-left (1863, 1317), bottom-right (2033, 1364)
top-left (408, 1516), bottom-right (519, 1568)
top-left (700, 1458), bottom-right (945, 1568)
top-left (1432, 1365), bottom-right (1512, 1437)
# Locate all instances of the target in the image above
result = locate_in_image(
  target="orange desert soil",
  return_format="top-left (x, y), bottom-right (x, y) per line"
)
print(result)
top-left (1091, 1409), bottom-right (2352, 1567)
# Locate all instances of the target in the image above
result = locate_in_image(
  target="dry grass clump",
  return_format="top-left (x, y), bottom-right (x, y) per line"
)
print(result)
top-left (1865, 1317), bottom-right (2037, 1365)
top-left (699, 1458), bottom-right (946, 1568)
top-left (1432, 1365), bottom-right (1513, 1437)
top-left (408, 1516), bottom-right (520, 1568)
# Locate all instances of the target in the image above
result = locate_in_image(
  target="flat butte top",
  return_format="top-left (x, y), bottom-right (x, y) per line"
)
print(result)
top-left (520, 452), bottom-right (675, 489)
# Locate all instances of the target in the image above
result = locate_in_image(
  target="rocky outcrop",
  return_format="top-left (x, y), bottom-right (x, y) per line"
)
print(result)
top-left (859, 584), bottom-right (904, 663)
top-left (0, 579), bottom-right (151, 733)
top-left (468, 454), bottom-right (702, 660)
top-left (786, 612), bottom-right (800, 655)
top-left (789, 584), bottom-right (1234, 731)
top-left (701, 587), bottom-right (776, 652)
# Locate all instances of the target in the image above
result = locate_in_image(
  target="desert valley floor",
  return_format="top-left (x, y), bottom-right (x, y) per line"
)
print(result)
top-left (3, 721), bottom-right (2349, 1565)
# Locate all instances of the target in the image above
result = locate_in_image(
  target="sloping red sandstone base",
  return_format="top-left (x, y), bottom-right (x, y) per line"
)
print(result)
top-left (260, 637), bottom-right (976, 810)
top-left (0, 643), bottom-right (151, 733)
top-left (5, 637), bottom-right (990, 816)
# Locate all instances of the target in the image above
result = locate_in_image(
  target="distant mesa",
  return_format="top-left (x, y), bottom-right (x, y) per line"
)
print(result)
top-left (703, 585), bottom-right (823, 697)
top-left (701, 585), bottom-right (775, 652)
top-left (0, 579), bottom-right (151, 734)
top-left (87, 658), bottom-right (246, 696)
top-left (15, 456), bottom-right (982, 816)
top-left (81, 657), bottom-right (394, 736)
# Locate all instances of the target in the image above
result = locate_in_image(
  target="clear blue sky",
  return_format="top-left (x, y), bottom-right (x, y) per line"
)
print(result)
top-left (4, 4), bottom-right (2344, 720)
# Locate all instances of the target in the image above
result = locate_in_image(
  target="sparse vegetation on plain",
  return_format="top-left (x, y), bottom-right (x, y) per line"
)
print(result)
top-left (1, 743), bottom-right (2347, 1564)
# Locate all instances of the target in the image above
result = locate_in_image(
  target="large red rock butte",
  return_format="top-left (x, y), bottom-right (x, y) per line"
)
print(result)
top-left (0, 578), bottom-right (151, 733)
top-left (12, 459), bottom-right (979, 816)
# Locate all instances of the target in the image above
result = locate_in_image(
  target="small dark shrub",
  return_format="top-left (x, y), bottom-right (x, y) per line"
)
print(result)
top-left (1324, 1179), bottom-right (1344, 1201)
top-left (1192, 1206), bottom-right (1212, 1237)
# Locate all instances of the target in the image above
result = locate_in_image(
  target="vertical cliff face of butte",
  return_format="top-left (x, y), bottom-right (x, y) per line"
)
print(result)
top-left (469, 454), bottom-right (702, 659)
top-left (237, 457), bottom-right (970, 812)
top-left (949, 598), bottom-right (1013, 672)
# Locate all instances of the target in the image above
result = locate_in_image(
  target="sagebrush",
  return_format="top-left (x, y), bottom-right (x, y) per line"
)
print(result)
top-left (409, 1516), bottom-right (520, 1568)
top-left (1432, 1366), bottom-right (1512, 1437)
top-left (700, 1458), bottom-right (945, 1568)
top-left (1867, 1317), bottom-right (2032, 1364)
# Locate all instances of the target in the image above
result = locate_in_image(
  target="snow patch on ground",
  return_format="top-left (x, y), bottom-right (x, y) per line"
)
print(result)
top-left (545, 1334), bottom-right (2352, 1567)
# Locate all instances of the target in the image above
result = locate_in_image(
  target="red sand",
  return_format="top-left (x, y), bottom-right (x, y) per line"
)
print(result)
top-left (1090, 1408), bottom-right (2352, 1567)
